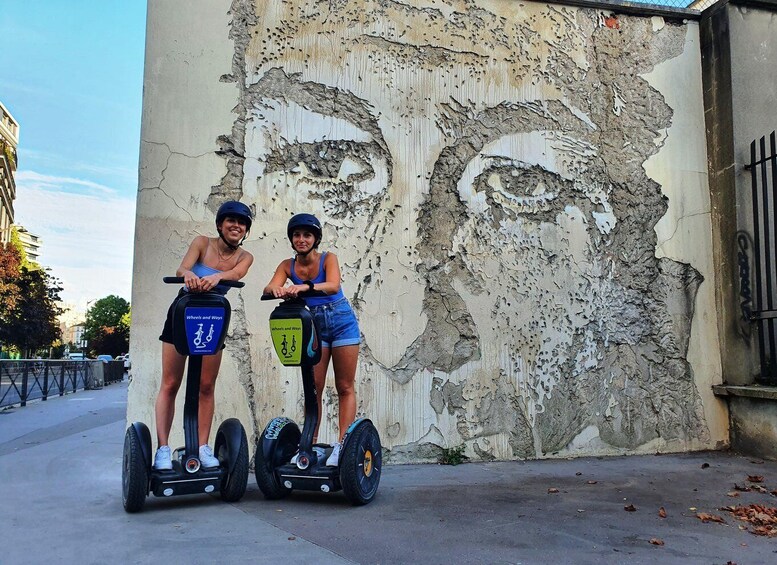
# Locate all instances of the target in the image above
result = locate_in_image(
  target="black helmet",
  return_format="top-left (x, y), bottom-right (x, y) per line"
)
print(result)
top-left (216, 200), bottom-right (253, 230)
top-left (287, 213), bottom-right (322, 253)
top-left (216, 200), bottom-right (253, 249)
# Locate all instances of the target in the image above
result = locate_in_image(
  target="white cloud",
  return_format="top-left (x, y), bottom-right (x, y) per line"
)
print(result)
top-left (15, 170), bottom-right (116, 194)
top-left (13, 170), bottom-right (136, 309)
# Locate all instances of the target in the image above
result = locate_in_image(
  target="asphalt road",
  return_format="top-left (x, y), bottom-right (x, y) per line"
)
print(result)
top-left (2, 381), bottom-right (777, 564)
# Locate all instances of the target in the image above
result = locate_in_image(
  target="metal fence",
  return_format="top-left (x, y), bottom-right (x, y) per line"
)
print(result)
top-left (606, 0), bottom-right (719, 11)
top-left (0, 360), bottom-right (125, 409)
top-left (745, 131), bottom-right (777, 385)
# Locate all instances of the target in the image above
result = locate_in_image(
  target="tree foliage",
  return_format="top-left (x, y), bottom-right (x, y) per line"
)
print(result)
top-left (84, 295), bottom-right (131, 356)
top-left (0, 241), bottom-right (22, 316)
top-left (0, 264), bottom-right (63, 357)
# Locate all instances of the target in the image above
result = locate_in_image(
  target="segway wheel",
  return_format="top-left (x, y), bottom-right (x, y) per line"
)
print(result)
top-left (340, 421), bottom-right (382, 505)
top-left (217, 423), bottom-right (249, 503)
top-left (122, 426), bottom-right (148, 512)
top-left (254, 418), bottom-right (300, 499)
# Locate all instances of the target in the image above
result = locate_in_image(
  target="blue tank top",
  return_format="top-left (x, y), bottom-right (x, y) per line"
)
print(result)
top-left (186, 262), bottom-right (230, 295)
top-left (289, 252), bottom-right (345, 307)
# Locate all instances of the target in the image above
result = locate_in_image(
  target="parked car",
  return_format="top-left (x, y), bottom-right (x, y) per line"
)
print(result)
top-left (96, 355), bottom-right (113, 363)
top-left (123, 354), bottom-right (131, 371)
top-left (67, 352), bottom-right (85, 360)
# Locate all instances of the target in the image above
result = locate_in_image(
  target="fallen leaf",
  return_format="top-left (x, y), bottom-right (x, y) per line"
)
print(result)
top-left (727, 492), bottom-right (740, 497)
top-left (649, 538), bottom-right (664, 546)
top-left (696, 512), bottom-right (726, 524)
top-left (689, 507), bottom-right (697, 511)
top-left (288, 536), bottom-right (296, 541)
top-left (575, 471), bottom-right (582, 476)
top-left (747, 475), bottom-right (764, 483)
top-left (547, 487), bottom-right (559, 494)
top-left (701, 462), bottom-right (710, 469)
top-left (624, 504), bottom-right (637, 512)
top-left (658, 507), bottom-right (667, 518)
top-left (587, 480), bottom-right (597, 485)
top-left (733, 484), bottom-right (751, 492)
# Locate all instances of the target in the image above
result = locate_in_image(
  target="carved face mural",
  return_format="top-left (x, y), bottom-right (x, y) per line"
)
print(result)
top-left (217, 0), bottom-right (709, 459)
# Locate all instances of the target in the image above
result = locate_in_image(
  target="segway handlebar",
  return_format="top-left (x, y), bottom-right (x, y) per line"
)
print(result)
top-left (261, 290), bottom-right (328, 301)
top-left (163, 276), bottom-right (245, 288)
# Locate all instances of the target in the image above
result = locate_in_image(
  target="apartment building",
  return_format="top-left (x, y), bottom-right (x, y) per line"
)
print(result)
top-left (14, 225), bottom-right (42, 263)
top-left (0, 101), bottom-right (19, 246)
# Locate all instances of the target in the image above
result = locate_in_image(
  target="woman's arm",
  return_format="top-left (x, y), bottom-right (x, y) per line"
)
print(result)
top-left (176, 236), bottom-right (209, 291)
top-left (263, 259), bottom-right (292, 297)
top-left (284, 252), bottom-right (342, 297)
top-left (315, 252), bottom-right (342, 295)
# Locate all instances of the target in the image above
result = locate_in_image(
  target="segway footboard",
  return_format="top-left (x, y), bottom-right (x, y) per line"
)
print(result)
top-left (150, 465), bottom-right (223, 498)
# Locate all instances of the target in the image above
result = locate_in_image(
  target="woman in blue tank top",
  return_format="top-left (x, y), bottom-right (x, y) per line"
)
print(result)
top-left (153, 201), bottom-right (255, 472)
top-left (263, 213), bottom-right (361, 467)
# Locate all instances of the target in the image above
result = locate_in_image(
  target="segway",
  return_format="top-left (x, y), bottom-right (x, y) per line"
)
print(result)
top-left (254, 292), bottom-right (381, 505)
top-left (122, 277), bottom-right (250, 512)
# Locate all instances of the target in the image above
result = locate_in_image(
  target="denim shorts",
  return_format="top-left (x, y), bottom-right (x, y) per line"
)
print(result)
top-left (310, 297), bottom-right (361, 348)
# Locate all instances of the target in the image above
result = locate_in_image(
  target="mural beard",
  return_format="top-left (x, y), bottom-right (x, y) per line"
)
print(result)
top-left (216, 0), bottom-right (710, 458)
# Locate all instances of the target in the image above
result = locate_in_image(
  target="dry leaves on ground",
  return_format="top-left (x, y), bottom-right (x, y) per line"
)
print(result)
top-left (624, 504), bottom-right (636, 512)
top-left (720, 504), bottom-right (777, 537)
top-left (658, 507), bottom-right (667, 518)
top-left (649, 538), bottom-right (664, 546)
top-left (696, 512), bottom-right (726, 524)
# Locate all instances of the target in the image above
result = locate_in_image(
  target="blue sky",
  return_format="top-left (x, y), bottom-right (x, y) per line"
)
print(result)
top-left (1, 1), bottom-right (147, 309)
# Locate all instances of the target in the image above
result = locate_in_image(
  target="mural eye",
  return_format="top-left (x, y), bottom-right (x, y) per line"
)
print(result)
top-left (265, 140), bottom-right (379, 183)
top-left (264, 140), bottom-right (388, 217)
top-left (469, 158), bottom-right (573, 223)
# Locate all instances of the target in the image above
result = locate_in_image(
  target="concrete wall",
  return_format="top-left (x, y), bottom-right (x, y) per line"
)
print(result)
top-left (129, 0), bottom-right (728, 462)
top-left (703, 0), bottom-right (777, 386)
top-left (702, 0), bottom-right (777, 459)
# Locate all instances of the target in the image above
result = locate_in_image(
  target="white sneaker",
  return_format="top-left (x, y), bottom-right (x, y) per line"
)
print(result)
top-left (326, 442), bottom-right (342, 467)
top-left (290, 446), bottom-right (326, 465)
top-left (154, 445), bottom-right (172, 470)
top-left (199, 444), bottom-right (220, 468)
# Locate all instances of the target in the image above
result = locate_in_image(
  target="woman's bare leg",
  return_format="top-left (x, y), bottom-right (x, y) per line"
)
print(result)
top-left (155, 342), bottom-right (186, 446)
top-left (198, 351), bottom-right (223, 446)
top-left (331, 345), bottom-right (359, 441)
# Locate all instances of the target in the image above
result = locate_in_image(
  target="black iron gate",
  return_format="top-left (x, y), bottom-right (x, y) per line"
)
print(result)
top-left (746, 131), bottom-right (777, 384)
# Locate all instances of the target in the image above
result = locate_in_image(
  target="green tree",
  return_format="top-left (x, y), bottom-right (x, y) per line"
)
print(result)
top-left (84, 295), bottom-right (131, 357)
top-left (0, 265), bottom-right (63, 357)
top-left (8, 226), bottom-right (34, 269)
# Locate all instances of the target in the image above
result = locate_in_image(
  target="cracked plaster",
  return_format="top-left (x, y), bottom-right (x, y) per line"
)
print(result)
top-left (131, 0), bottom-right (726, 462)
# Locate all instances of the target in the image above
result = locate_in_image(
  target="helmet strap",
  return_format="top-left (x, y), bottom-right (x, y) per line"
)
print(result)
top-left (218, 228), bottom-right (244, 250)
